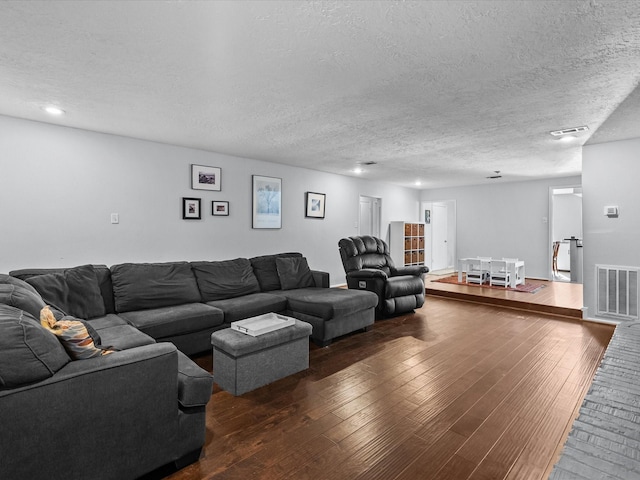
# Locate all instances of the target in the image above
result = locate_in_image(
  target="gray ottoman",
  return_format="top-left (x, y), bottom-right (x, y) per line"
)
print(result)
top-left (210, 319), bottom-right (312, 396)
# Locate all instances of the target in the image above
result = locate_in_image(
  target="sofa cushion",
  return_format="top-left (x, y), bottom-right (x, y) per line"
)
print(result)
top-left (40, 306), bottom-right (114, 359)
top-left (191, 258), bottom-right (260, 301)
top-left (94, 324), bottom-right (156, 350)
top-left (0, 282), bottom-right (46, 319)
top-left (249, 252), bottom-right (303, 291)
top-left (85, 314), bottom-right (128, 331)
top-left (9, 266), bottom-right (115, 315)
top-left (277, 287), bottom-right (379, 321)
top-left (118, 303), bottom-right (224, 339)
top-left (110, 262), bottom-right (201, 312)
top-left (176, 350), bottom-right (213, 408)
top-left (205, 292), bottom-right (288, 323)
top-left (0, 304), bottom-right (70, 388)
top-left (276, 257), bottom-right (315, 290)
top-left (25, 265), bottom-right (106, 319)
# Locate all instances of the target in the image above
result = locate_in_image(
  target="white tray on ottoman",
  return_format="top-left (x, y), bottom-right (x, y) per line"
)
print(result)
top-left (231, 312), bottom-right (295, 336)
top-left (211, 317), bottom-right (312, 396)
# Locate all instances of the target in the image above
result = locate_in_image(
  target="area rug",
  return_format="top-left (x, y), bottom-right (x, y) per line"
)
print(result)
top-left (432, 274), bottom-right (546, 294)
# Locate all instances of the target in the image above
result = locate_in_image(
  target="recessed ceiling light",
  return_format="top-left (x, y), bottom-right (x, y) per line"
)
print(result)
top-left (353, 167), bottom-right (363, 174)
top-left (550, 125), bottom-right (588, 137)
top-left (415, 181), bottom-right (422, 186)
top-left (43, 106), bottom-right (65, 116)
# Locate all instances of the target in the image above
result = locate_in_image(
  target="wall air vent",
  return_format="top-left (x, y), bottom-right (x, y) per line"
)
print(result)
top-left (596, 265), bottom-right (639, 319)
top-left (550, 126), bottom-right (589, 136)
top-left (486, 170), bottom-right (502, 179)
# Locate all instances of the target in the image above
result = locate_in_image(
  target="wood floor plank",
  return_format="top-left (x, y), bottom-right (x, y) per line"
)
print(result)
top-left (158, 287), bottom-right (613, 480)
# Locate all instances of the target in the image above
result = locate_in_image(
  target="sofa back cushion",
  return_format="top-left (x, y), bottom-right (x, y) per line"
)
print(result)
top-left (191, 258), bottom-right (260, 301)
top-left (275, 257), bottom-right (315, 290)
top-left (9, 265), bottom-right (116, 315)
top-left (110, 262), bottom-right (201, 312)
top-left (0, 275), bottom-right (46, 319)
top-left (249, 252), bottom-right (303, 291)
top-left (0, 304), bottom-right (70, 389)
top-left (24, 265), bottom-right (106, 319)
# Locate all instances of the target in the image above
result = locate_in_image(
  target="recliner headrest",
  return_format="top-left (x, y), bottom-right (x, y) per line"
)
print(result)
top-left (339, 236), bottom-right (388, 257)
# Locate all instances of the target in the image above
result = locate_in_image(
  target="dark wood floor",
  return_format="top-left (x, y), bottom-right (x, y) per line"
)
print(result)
top-left (165, 288), bottom-right (613, 480)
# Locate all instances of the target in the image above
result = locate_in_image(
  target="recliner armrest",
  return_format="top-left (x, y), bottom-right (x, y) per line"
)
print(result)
top-left (391, 265), bottom-right (429, 277)
top-left (347, 268), bottom-right (388, 280)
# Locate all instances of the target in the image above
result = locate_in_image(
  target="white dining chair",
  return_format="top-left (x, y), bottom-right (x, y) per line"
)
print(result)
top-left (489, 259), bottom-right (511, 287)
top-left (466, 258), bottom-right (490, 284)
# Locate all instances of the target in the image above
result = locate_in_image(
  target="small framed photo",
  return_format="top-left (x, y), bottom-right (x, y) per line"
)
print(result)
top-left (182, 197), bottom-right (201, 220)
top-left (212, 201), bottom-right (229, 216)
top-left (305, 192), bottom-right (326, 219)
top-left (191, 164), bottom-right (221, 191)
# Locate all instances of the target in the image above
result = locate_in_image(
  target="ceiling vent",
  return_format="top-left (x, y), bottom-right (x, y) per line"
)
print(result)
top-left (486, 170), bottom-right (502, 179)
top-left (550, 125), bottom-right (589, 136)
top-left (362, 161), bottom-right (377, 165)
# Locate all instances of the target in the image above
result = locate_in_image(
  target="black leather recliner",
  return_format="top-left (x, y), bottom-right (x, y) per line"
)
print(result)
top-left (338, 235), bottom-right (428, 317)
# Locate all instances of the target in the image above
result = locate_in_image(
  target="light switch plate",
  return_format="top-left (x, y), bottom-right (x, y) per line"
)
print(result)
top-left (110, 213), bottom-right (119, 224)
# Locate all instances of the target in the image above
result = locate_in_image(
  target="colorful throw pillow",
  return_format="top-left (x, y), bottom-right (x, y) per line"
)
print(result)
top-left (40, 306), bottom-right (114, 360)
top-left (275, 257), bottom-right (315, 290)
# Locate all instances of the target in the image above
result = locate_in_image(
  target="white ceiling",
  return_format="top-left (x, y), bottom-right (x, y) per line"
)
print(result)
top-left (1, 1), bottom-right (639, 189)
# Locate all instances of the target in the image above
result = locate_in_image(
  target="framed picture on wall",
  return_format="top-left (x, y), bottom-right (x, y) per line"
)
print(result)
top-left (252, 175), bottom-right (281, 229)
top-left (305, 192), bottom-right (326, 219)
top-left (191, 164), bottom-right (221, 191)
top-left (212, 201), bottom-right (229, 216)
top-left (182, 197), bottom-right (201, 220)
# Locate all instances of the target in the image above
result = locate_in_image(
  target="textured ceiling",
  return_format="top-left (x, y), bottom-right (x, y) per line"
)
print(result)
top-left (1, 1), bottom-right (639, 188)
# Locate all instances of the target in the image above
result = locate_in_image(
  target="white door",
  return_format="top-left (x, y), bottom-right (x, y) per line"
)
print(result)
top-left (432, 203), bottom-right (448, 270)
top-left (359, 196), bottom-right (381, 237)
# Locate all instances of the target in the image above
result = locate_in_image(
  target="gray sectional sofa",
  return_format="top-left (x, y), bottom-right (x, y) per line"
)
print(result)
top-left (0, 252), bottom-right (377, 479)
top-left (10, 252), bottom-right (378, 352)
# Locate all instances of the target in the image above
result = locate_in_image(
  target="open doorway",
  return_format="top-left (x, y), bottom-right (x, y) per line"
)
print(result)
top-left (550, 186), bottom-right (583, 283)
top-left (359, 195), bottom-right (381, 237)
top-left (421, 200), bottom-right (456, 274)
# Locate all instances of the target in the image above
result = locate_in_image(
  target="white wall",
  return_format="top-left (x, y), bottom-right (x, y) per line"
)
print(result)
top-left (0, 115), bottom-right (420, 284)
top-left (421, 176), bottom-right (582, 280)
top-left (583, 137), bottom-right (640, 321)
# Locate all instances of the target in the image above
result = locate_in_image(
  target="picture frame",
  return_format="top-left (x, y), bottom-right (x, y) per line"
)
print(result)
top-left (252, 175), bottom-right (282, 229)
top-left (425, 209), bottom-right (431, 224)
top-left (182, 197), bottom-right (201, 220)
top-left (191, 164), bottom-right (221, 191)
top-left (212, 200), bottom-right (229, 216)
top-left (305, 192), bottom-right (326, 219)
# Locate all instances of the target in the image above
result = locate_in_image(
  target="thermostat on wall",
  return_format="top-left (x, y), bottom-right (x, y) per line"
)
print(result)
top-left (604, 206), bottom-right (619, 217)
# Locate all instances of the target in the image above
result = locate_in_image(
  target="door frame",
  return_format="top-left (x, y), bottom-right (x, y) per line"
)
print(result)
top-left (421, 199), bottom-right (456, 272)
top-left (359, 195), bottom-right (382, 237)
top-left (548, 184), bottom-right (582, 282)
